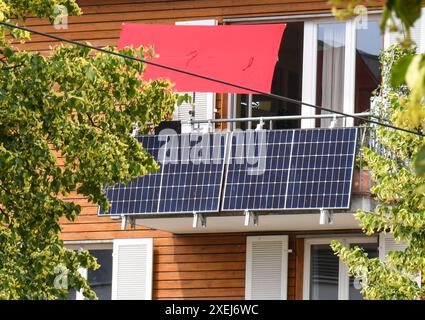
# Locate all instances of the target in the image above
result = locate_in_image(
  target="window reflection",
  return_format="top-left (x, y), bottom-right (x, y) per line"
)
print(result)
top-left (235, 22), bottom-right (304, 130)
top-left (310, 244), bottom-right (339, 300)
top-left (355, 21), bottom-right (382, 119)
top-left (88, 249), bottom-right (113, 300)
top-left (348, 243), bottom-right (378, 300)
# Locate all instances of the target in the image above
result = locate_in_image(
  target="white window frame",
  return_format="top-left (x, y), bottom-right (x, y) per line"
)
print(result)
top-left (301, 15), bottom-right (382, 128)
top-left (303, 236), bottom-right (377, 300)
top-left (65, 241), bottom-right (113, 300)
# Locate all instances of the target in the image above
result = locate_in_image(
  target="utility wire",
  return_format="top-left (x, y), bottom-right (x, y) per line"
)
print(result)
top-left (1, 21), bottom-right (424, 137)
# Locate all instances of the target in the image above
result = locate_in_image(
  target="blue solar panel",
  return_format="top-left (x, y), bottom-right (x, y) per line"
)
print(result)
top-left (223, 130), bottom-right (293, 210)
top-left (285, 128), bottom-right (357, 209)
top-left (102, 135), bottom-right (163, 215)
top-left (158, 133), bottom-right (227, 213)
top-left (102, 132), bottom-right (227, 215)
top-left (222, 128), bottom-right (357, 211)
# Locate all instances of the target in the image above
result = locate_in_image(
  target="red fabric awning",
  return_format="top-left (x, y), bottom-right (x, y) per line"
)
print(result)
top-left (117, 23), bottom-right (286, 93)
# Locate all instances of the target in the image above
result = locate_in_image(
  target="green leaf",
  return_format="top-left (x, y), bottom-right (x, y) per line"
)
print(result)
top-left (391, 54), bottom-right (413, 87)
top-left (415, 144), bottom-right (425, 176)
top-left (86, 69), bottom-right (96, 81)
top-left (2, 46), bottom-right (13, 58)
top-left (176, 93), bottom-right (192, 106)
top-left (394, 0), bottom-right (422, 28)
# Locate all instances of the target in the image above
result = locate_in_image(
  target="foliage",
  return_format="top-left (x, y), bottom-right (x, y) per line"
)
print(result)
top-left (0, 1), bottom-right (177, 299)
top-left (329, 0), bottom-right (425, 300)
top-left (331, 46), bottom-right (425, 299)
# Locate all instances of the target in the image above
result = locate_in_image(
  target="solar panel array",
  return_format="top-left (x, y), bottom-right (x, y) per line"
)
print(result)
top-left (101, 128), bottom-right (357, 215)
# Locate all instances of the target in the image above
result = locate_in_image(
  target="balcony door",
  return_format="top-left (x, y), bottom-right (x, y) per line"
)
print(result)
top-left (229, 22), bottom-right (304, 131)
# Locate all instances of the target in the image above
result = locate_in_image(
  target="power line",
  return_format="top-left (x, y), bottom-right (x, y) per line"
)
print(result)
top-left (1, 21), bottom-right (424, 137)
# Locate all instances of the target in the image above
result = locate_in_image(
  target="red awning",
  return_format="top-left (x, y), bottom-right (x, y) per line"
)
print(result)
top-left (117, 23), bottom-right (286, 93)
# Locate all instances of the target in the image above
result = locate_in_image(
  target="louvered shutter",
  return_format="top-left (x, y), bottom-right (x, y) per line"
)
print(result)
top-left (378, 233), bottom-right (407, 261)
top-left (378, 233), bottom-right (421, 286)
top-left (173, 20), bottom-right (217, 133)
top-left (112, 239), bottom-right (153, 300)
top-left (245, 235), bottom-right (289, 300)
top-left (385, 8), bottom-right (425, 53)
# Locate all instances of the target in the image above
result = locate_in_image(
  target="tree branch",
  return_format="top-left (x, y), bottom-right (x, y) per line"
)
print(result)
top-left (86, 113), bottom-right (101, 129)
top-left (1, 62), bottom-right (24, 70)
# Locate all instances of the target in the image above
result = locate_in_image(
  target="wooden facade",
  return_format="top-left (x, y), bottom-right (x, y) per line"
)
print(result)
top-left (22, 0), bottom-right (378, 299)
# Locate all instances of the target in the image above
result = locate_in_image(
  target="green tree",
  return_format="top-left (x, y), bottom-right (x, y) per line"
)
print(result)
top-left (331, 45), bottom-right (425, 300)
top-left (329, 0), bottom-right (425, 299)
top-left (0, 2), bottom-right (177, 299)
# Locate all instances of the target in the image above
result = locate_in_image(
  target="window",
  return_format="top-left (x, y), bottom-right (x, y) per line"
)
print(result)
top-left (315, 22), bottom-right (346, 128)
top-left (302, 16), bottom-right (383, 128)
top-left (309, 243), bottom-right (339, 300)
top-left (67, 244), bottom-right (113, 300)
top-left (348, 243), bottom-right (378, 300)
top-left (303, 237), bottom-right (377, 300)
top-left (88, 249), bottom-right (113, 300)
top-left (230, 22), bottom-right (304, 130)
top-left (66, 239), bottom-right (153, 300)
top-left (354, 21), bottom-right (382, 117)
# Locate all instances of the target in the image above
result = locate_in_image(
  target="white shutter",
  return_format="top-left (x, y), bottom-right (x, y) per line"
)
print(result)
top-left (378, 233), bottom-right (421, 286)
top-left (245, 235), bottom-right (289, 300)
top-left (173, 20), bottom-right (217, 133)
top-left (112, 238), bottom-right (153, 300)
top-left (192, 92), bottom-right (215, 132)
top-left (421, 7), bottom-right (425, 53)
top-left (410, 8), bottom-right (425, 53)
top-left (385, 8), bottom-right (425, 53)
top-left (379, 232), bottom-right (407, 261)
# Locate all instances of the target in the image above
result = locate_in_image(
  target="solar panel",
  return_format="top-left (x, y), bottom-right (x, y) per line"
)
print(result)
top-left (102, 132), bottom-right (227, 215)
top-left (158, 133), bottom-right (227, 213)
top-left (222, 130), bottom-right (293, 211)
top-left (285, 128), bottom-right (357, 209)
top-left (102, 135), bottom-right (163, 215)
top-left (222, 128), bottom-right (357, 211)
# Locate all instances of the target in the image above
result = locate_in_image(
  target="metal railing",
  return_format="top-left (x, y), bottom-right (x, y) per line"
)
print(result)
top-left (189, 112), bottom-right (371, 131)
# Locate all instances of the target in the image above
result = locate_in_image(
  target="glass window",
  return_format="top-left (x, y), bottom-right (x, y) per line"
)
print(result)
top-left (315, 22), bottom-right (346, 127)
top-left (309, 244), bottom-right (339, 300)
top-left (67, 288), bottom-right (77, 300)
top-left (88, 249), bottom-right (113, 300)
top-left (234, 22), bottom-right (304, 130)
top-left (348, 243), bottom-right (378, 300)
top-left (355, 21), bottom-right (382, 118)
top-left (308, 240), bottom-right (378, 300)
top-left (67, 248), bottom-right (113, 300)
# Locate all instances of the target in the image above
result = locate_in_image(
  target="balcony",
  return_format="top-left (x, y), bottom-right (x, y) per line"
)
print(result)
top-left (101, 114), bottom-right (377, 234)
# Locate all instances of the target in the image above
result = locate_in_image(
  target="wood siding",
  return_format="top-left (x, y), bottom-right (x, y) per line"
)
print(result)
top-left (16, 0), bottom-right (335, 52)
